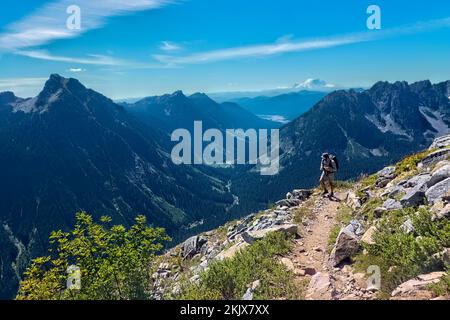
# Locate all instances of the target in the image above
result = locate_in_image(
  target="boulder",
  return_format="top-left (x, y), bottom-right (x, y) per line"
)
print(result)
top-left (305, 272), bottom-right (332, 300)
top-left (429, 134), bottom-right (450, 150)
top-left (391, 272), bottom-right (446, 299)
top-left (361, 226), bottom-right (377, 245)
top-left (383, 198), bottom-right (402, 211)
top-left (400, 186), bottom-right (427, 207)
top-left (239, 231), bottom-right (255, 245)
top-left (403, 173), bottom-right (431, 189)
top-left (280, 258), bottom-right (295, 271)
top-left (377, 166), bottom-right (396, 178)
top-left (181, 236), bottom-right (207, 259)
top-left (376, 166), bottom-right (397, 187)
top-left (276, 198), bottom-right (301, 208)
top-left (400, 218), bottom-right (414, 234)
top-left (425, 177), bottom-right (450, 204)
top-left (418, 149), bottom-right (450, 168)
top-left (242, 289), bottom-right (253, 301)
top-left (428, 164), bottom-right (450, 187)
top-left (348, 220), bottom-right (365, 237)
top-left (345, 192), bottom-right (362, 210)
top-left (215, 241), bottom-right (250, 261)
top-left (381, 185), bottom-right (404, 199)
top-left (227, 217), bottom-right (253, 240)
top-left (430, 200), bottom-right (450, 221)
top-left (247, 224), bottom-right (298, 240)
top-left (242, 280), bottom-right (261, 300)
top-left (291, 189), bottom-right (313, 200)
top-left (329, 222), bottom-right (363, 267)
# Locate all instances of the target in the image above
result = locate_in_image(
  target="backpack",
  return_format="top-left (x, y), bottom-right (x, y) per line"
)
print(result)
top-left (330, 155), bottom-right (339, 171)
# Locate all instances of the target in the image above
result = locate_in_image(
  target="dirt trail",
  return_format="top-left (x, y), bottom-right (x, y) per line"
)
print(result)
top-left (284, 191), bottom-right (375, 300)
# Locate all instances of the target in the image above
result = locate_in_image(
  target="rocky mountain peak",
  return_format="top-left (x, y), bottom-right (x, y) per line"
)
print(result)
top-left (0, 91), bottom-right (18, 105)
top-left (169, 90), bottom-right (186, 99)
top-left (189, 92), bottom-right (219, 110)
top-left (189, 92), bottom-right (214, 102)
top-left (40, 74), bottom-right (87, 98)
top-left (410, 80), bottom-right (433, 91)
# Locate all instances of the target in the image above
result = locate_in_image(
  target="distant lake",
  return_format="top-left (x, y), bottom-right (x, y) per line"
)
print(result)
top-left (258, 114), bottom-right (290, 124)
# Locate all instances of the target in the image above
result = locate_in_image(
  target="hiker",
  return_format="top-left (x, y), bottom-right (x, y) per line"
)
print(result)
top-left (320, 153), bottom-right (338, 197)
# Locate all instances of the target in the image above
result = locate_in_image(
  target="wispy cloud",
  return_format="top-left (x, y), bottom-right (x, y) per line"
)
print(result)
top-left (153, 36), bottom-right (362, 65)
top-left (0, 0), bottom-right (174, 51)
top-left (153, 17), bottom-right (450, 66)
top-left (0, 77), bottom-right (47, 96)
top-left (17, 49), bottom-right (131, 66)
top-left (159, 41), bottom-right (182, 52)
top-left (68, 68), bottom-right (86, 72)
top-left (0, 0), bottom-right (174, 66)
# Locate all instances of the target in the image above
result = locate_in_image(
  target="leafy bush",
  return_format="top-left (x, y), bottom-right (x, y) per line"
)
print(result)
top-left (356, 174), bottom-right (377, 198)
top-left (355, 208), bottom-right (450, 294)
top-left (360, 198), bottom-right (383, 223)
top-left (427, 272), bottom-right (450, 297)
top-left (180, 232), bottom-right (300, 300)
top-left (395, 149), bottom-right (436, 175)
top-left (17, 212), bottom-right (170, 300)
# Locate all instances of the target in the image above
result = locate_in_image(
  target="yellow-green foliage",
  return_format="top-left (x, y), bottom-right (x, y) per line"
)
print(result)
top-left (334, 180), bottom-right (354, 190)
top-left (356, 174), bottom-right (378, 198)
top-left (355, 208), bottom-right (450, 295)
top-left (360, 198), bottom-right (383, 223)
top-left (179, 232), bottom-right (300, 300)
top-left (17, 212), bottom-right (170, 300)
top-left (427, 272), bottom-right (450, 297)
top-left (395, 149), bottom-right (437, 175)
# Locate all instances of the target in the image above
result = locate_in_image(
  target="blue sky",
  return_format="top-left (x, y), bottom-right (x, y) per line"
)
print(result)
top-left (0, 0), bottom-right (449, 99)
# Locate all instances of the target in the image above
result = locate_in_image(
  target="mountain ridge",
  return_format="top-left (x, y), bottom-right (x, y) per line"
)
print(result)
top-left (0, 74), bottom-right (241, 298)
top-left (231, 79), bottom-right (450, 210)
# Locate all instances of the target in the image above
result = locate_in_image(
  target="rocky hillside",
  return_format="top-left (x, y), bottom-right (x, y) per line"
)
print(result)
top-left (151, 134), bottom-right (450, 300)
top-left (232, 80), bottom-right (450, 209)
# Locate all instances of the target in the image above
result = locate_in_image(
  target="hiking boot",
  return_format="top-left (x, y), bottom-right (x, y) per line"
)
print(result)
top-left (329, 192), bottom-right (334, 198)
top-left (322, 190), bottom-right (329, 196)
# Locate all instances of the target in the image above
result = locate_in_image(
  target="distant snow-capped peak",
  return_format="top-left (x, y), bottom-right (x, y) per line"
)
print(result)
top-left (293, 79), bottom-right (336, 91)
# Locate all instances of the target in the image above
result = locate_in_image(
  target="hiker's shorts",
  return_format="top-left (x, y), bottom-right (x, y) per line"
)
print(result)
top-left (320, 172), bottom-right (335, 183)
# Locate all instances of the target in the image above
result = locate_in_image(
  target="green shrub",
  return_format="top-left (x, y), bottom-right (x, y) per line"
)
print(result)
top-left (355, 207), bottom-right (450, 294)
top-left (427, 272), bottom-right (450, 297)
top-left (17, 212), bottom-right (170, 300)
top-left (356, 174), bottom-right (378, 198)
top-left (360, 198), bottom-right (383, 223)
top-left (179, 232), bottom-right (300, 300)
top-left (395, 149), bottom-right (437, 175)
